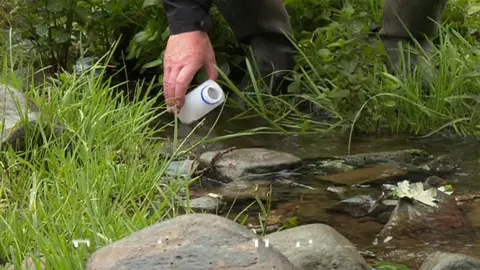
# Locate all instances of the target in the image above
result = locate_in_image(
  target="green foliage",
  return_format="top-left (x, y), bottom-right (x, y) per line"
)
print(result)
top-left (0, 41), bottom-right (200, 269)
top-left (2, 0), bottom-right (480, 268)
top-left (5, 0), bottom-right (242, 80)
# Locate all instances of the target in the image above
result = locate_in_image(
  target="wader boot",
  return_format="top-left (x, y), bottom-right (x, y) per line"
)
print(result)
top-left (215, 0), bottom-right (296, 106)
top-left (379, 0), bottom-right (448, 80)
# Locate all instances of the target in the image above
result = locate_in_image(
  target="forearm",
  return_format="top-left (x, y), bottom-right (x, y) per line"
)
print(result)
top-left (163, 0), bottom-right (213, 35)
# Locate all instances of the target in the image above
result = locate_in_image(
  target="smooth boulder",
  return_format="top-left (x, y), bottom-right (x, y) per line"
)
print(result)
top-left (266, 224), bottom-right (371, 270)
top-left (419, 252), bottom-right (480, 270)
top-left (86, 213), bottom-right (298, 270)
top-left (197, 148), bottom-right (302, 182)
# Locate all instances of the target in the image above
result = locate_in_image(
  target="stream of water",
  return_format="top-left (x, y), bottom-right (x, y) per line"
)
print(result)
top-left (164, 109), bottom-right (480, 268)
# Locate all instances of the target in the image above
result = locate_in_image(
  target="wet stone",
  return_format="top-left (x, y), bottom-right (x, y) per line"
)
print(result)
top-left (86, 213), bottom-right (298, 270)
top-left (197, 148), bottom-right (302, 182)
top-left (417, 155), bottom-right (459, 174)
top-left (266, 224), bottom-right (371, 270)
top-left (214, 180), bottom-right (272, 202)
top-left (317, 164), bottom-right (408, 186)
top-left (466, 198), bottom-right (480, 228)
top-left (326, 186), bottom-right (348, 200)
top-left (315, 159), bottom-right (356, 172)
top-left (165, 159), bottom-right (197, 177)
top-left (188, 196), bottom-right (225, 213)
top-left (335, 149), bottom-right (430, 167)
top-left (377, 190), bottom-right (471, 243)
top-left (327, 195), bottom-right (375, 218)
top-left (419, 251), bottom-right (480, 270)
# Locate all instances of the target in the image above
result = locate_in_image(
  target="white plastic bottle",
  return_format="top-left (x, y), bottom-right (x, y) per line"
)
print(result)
top-left (176, 79), bottom-right (226, 124)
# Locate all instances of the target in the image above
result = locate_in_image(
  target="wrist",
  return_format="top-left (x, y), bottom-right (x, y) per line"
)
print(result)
top-left (167, 17), bottom-right (212, 35)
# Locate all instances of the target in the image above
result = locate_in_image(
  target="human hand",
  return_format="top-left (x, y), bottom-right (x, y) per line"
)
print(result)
top-left (163, 31), bottom-right (218, 111)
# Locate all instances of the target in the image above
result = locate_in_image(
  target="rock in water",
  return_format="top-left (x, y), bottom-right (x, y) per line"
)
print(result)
top-left (0, 83), bottom-right (59, 151)
top-left (197, 148), bottom-right (302, 182)
top-left (266, 224), bottom-right (371, 270)
top-left (317, 164), bottom-right (408, 185)
top-left (336, 149), bottom-right (430, 167)
top-left (86, 213), bottom-right (298, 270)
top-left (188, 196), bottom-right (225, 213)
top-left (327, 195), bottom-right (375, 218)
top-left (419, 252), bottom-right (480, 270)
top-left (377, 190), bottom-right (472, 245)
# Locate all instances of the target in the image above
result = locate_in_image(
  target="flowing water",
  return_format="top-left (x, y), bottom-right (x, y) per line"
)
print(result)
top-left (163, 109), bottom-right (480, 268)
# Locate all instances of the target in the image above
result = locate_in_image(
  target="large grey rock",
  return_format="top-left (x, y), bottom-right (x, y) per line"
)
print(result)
top-left (198, 148), bottom-right (302, 182)
top-left (266, 224), bottom-right (371, 270)
top-left (0, 83), bottom-right (40, 149)
top-left (0, 83), bottom-right (63, 151)
top-left (419, 252), bottom-right (480, 270)
top-left (86, 213), bottom-right (298, 270)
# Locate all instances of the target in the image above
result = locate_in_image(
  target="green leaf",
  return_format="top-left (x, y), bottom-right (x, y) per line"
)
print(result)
top-left (327, 89), bottom-right (349, 99)
top-left (282, 216), bottom-right (298, 228)
top-left (92, 11), bottom-right (107, 20)
top-left (52, 28), bottom-right (71, 44)
top-left (73, 7), bottom-right (89, 24)
top-left (133, 31), bottom-right (148, 43)
top-left (287, 81), bottom-right (301, 93)
top-left (161, 27), bottom-right (170, 41)
top-left (142, 0), bottom-right (159, 8)
top-left (35, 24), bottom-right (49, 37)
top-left (142, 58), bottom-right (163, 69)
top-left (383, 100), bottom-right (396, 107)
top-left (219, 62), bottom-right (230, 76)
top-left (46, 0), bottom-right (67, 12)
top-left (468, 5), bottom-right (480, 15)
top-left (317, 48), bottom-right (332, 58)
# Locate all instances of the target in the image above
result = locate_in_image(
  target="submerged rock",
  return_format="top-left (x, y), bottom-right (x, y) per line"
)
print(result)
top-left (188, 196), bottom-right (225, 213)
top-left (317, 164), bottom-right (408, 185)
top-left (335, 149), bottom-right (430, 167)
top-left (165, 159), bottom-right (197, 177)
top-left (214, 179), bottom-right (273, 202)
top-left (377, 190), bottom-right (471, 243)
top-left (327, 195), bottom-right (375, 218)
top-left (266, 224), bottom-right (371, 270)
top-left (86, 213), bottom-right (298, 269)
top-left (419, 251), bottom-right (480, 270)
top-left (197, 148), bottom-right (302, 182)
top-left (417, 155), bottom-right (459, 174)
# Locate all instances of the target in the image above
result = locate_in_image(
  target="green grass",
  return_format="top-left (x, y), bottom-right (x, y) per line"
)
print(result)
top-left (0, 38), bottom-right (212, 269)
top-left (2, 0), bottom-right (480, 268)
top-left (208, 0), bottom-right (480, 138)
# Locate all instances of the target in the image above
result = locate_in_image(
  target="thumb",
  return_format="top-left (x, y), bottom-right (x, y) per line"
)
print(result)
top-left (204, 62), bottom-right (218, 81)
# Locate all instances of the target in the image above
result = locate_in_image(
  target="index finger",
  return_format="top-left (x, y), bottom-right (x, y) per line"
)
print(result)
top-left (165, 66), bottom-right (181, 109)
top-left (174, 63), bottom-right (202, 108)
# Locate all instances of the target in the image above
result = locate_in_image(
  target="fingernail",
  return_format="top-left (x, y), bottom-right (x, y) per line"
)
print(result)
top-left (167, 105), bottom-right (178, 113)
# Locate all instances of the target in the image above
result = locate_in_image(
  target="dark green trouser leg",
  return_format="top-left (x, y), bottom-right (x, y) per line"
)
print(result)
top-left (214, 0), bottom-right (296, 95)
top-left (379, 0), bottom-right (448, 76)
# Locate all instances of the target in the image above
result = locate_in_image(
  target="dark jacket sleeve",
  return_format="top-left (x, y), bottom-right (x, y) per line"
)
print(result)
top-left (163, 0), bottom-right (213, 35)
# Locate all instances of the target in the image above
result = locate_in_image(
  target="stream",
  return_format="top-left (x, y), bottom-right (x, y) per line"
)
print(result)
top-left (163, 109), bottom-right (480, 268)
